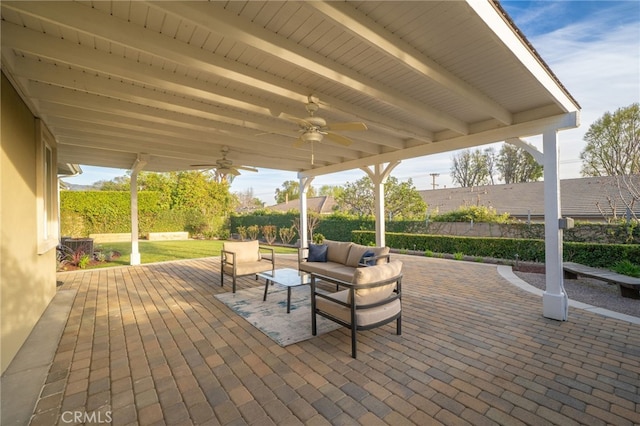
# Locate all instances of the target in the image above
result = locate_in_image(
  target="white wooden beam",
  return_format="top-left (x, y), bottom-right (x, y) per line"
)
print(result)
top-left (361, 162), bottom-right (401, 247)
top-left (308, 1), bottom-right (512, 125)
top-left (506, 137), bottom-right (544, 165)
top-left (2, 8), bottom-right (432, 146)
top-left (147, 1), bottom-right (468, 135)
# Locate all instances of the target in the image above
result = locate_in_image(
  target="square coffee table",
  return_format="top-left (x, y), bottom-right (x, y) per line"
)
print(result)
top-left (257, 268), bottom-right (312, 313)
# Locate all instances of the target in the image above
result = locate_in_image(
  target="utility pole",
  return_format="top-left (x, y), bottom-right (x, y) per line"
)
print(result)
top-left (429, 173), bottom-right (440, 190)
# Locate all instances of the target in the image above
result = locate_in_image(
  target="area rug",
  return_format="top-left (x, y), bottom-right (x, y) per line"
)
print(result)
top-left (215, 285), bottom-right (342, 347)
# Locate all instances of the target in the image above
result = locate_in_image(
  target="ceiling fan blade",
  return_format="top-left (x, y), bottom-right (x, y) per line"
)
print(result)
top-left (327, 122), bottom-right (368, 132)
top-left (236, 165), bottom-right (258, 173)
top-left (325, 132), bottom-right (353, 146)
top-left (281, 113), bottom-right (313, 128)
top-left (293, 136), bottom-right (305, 148)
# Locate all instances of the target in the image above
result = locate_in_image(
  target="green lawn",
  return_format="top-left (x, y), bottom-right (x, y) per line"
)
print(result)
top-left (85, 240), bottom-right (297, 269)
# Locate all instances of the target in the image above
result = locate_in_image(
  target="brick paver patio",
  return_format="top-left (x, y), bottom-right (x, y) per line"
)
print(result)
top-left (26, 254), bottom-right (640, 425)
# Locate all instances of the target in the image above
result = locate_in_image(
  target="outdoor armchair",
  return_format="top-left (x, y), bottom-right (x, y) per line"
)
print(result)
top-left (220, 240), bottom-right (275, 293)
top-left (310, 260), bottom-right (402, 358)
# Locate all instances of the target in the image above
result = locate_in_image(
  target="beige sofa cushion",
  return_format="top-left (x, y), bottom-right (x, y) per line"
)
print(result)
top-left (351, 260), bottom-right (402, 305)
top-left (345, 244), bottom-right (390, 267)
top-left (223, 240), bottom-right (260, 263)
top-left (325, 240), bottom-right (353, 264)
top-left (300, 262), bottom-right (357, 283)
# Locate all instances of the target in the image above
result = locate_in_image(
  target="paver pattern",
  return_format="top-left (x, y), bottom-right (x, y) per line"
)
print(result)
top-left (33, 254), bottom-right (639, 425)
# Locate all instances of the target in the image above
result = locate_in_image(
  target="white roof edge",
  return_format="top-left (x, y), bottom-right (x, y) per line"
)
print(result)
top-left (468, 0), bottom-right (580, 113)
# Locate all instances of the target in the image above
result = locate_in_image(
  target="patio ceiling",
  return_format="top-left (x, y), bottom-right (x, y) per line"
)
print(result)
top-left (1, 0), bottom-right (579, 178)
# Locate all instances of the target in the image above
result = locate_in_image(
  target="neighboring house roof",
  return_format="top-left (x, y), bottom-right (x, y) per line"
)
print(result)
top-left (266, 176), bottom-right (640, 221)
top-left (419, 176), bottom-right (640, 221)
top-left (267, 196), bottom-right (337, 214)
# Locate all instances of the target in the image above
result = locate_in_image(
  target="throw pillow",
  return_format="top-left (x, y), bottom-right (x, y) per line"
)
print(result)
top-left (308, 244), bottom-right (328, 262)
top-left (360, 250), bottom-right (376, 266)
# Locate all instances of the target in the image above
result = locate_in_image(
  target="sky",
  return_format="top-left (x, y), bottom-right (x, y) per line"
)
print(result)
top-left (63, 1), bottom-right (640, 204)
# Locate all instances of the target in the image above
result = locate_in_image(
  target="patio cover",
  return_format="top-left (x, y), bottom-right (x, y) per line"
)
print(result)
top-left (1, 0), bottom-right (580, 320)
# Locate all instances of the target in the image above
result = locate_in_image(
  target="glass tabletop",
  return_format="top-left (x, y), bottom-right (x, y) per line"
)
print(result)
top-left (257, 268), bottom-right (311, 287)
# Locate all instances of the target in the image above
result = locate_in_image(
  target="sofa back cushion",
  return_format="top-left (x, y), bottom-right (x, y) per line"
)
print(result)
top-left (351, 260), bottom-right (402, 305)
top-left (223, 240), bottom-right (260, 263)
top-left (325, 240), bottom-right (353, 264)
top-left (345, 244), bottom-right (390, 267)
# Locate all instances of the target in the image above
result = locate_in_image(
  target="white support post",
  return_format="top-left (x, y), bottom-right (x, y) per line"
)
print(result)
top-left (130, 154), bottom-right (148, 266)
top-left (542, 130), bottom-right (568, 321)
top-left (299, 176), bottom-right (314, 248)
top-left (362, 161), bottom-right (400, 247)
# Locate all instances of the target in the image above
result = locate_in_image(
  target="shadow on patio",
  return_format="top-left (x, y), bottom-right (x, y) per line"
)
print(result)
top-left (7, 254), bottom-right (640, 425)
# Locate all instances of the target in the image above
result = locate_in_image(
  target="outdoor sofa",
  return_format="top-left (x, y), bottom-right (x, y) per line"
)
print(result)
top-left (298, 240), bottom-right (390, 282)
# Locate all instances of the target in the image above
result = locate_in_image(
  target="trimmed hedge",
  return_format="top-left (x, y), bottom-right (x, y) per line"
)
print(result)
top-left (352, 231), bottom-right (640, 268)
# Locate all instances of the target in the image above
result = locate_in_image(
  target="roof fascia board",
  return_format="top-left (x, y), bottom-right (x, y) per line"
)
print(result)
top-left (467, 0), bottom-right (579, 113)
top-left (299, 111), bottom-right (579, 178)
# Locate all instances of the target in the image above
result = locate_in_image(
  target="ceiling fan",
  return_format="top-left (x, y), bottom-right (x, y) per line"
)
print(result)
top-left (192, 146), bottom-right (258, 178)
top-left (284, 95), bottom-right (367, 164)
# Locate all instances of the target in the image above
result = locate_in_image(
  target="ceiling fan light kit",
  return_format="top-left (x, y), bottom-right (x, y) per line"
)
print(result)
top-left (191, 146), bottom-right (258, 177)
top-left (289, 95), bottom-right (368, 165)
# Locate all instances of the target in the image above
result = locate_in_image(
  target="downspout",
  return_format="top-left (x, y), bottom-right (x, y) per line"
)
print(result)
top-left (130, 154), bottom-right (149, 265)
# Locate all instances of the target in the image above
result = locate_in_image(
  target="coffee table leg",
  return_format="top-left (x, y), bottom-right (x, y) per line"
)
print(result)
top-left (287, 287), bottom-right (292, 313)
top-left (263, 279), bottom-right (270, 301)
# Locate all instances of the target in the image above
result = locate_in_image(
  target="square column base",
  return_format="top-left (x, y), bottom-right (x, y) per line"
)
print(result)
top-left (543, 291), bottom-right (568, 321)
top-left (130, 252), bottom-right (141, 265)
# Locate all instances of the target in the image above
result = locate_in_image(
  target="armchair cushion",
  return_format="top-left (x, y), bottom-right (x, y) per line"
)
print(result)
top-left (223, 240), bottom-right (260, 263)
top-left (317, 290), bottom-right (401, 327)
top-left (308, 243), bottom-right (328, 262)
top-left (351, 260), bottom-right (403, 305)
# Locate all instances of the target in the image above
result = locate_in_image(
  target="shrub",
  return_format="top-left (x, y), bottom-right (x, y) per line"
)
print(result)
top-left (352, 230), bottom-right (640, 268)
top-left (431, 205), bottom-right (512, 223)
top-left (262, 225), bottom-right (277, 245)
top-left (247, 225), bottom-right (260, 240)
top-left (279, 226), bottom-right (296, 245)
top-left (611, 260), bottom-right (640, 278)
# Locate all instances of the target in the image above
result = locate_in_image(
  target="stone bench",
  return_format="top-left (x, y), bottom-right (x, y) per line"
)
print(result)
top-left (563, 262), bottom-right (640, 299)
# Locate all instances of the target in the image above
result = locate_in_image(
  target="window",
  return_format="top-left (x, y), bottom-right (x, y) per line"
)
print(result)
top-left (36, 120), bottom-right (59, 254)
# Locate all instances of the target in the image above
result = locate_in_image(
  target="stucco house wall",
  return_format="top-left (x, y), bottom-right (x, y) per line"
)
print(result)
top-left (1, 72), bottom-right (58, 374)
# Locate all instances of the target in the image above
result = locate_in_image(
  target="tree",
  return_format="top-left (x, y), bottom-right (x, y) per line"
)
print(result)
top-left (580, 103), bottom-right (640, 176)
top-left (94, 170), bottom-right (236, 236)
top-left (450, 149), bottom-right (490, 187)
top-left (335, 176), bottom-right (427, 219)
top-left (497, 144), bottom-right (543, 184)
top-left (318, 184), bottom-right (344, 199)
top-left (235, 188), bottom-right (263, 212)
top-left (274, 180), bottom-right (316, 203)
